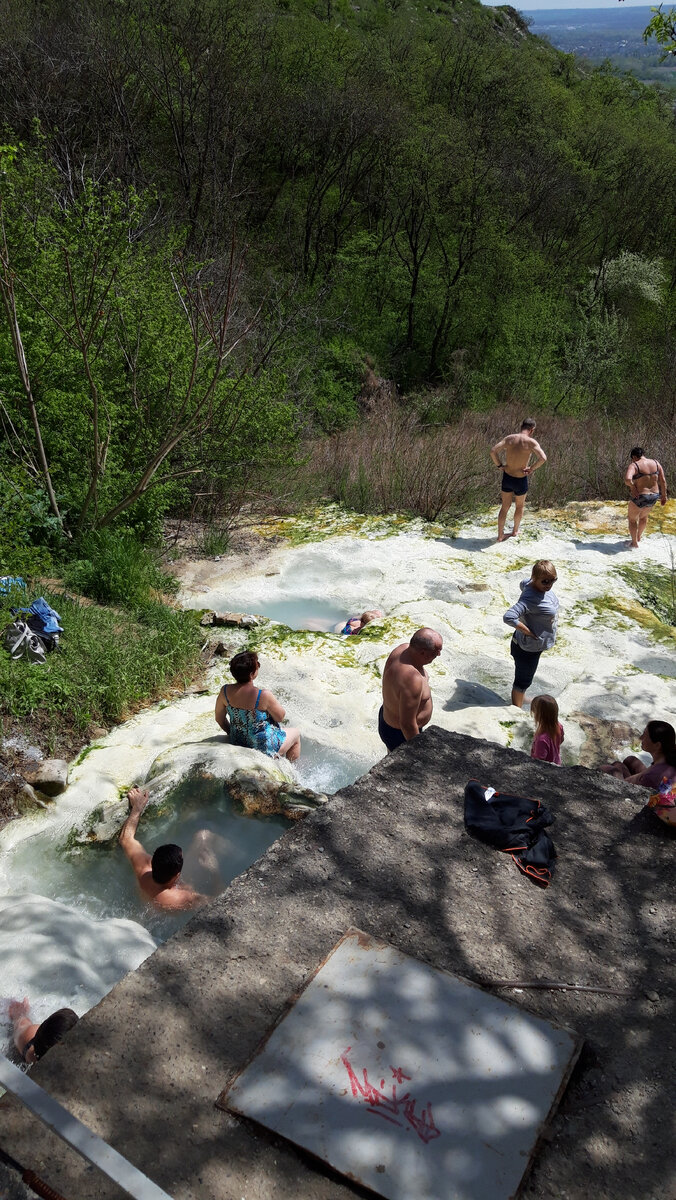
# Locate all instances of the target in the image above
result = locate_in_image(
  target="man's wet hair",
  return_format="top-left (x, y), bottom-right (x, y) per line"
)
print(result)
top-left (521, 417), bottom-right (536, 431)
top-left (151, 843), bottom-right (183, 884)
top-left (630, 446), bottom-right (644, 459)
top-left (410, 630), bottom-right (439, 653)
top-left (229, 650), bottom-right (259, 684)
top-left (32, 1008), bottom-right (79, 1060)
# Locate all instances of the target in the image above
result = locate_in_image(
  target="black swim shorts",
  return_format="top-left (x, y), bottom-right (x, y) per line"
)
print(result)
top-left (510, 637), bottom-right (542, 693)
top-left (501, 472), bottom-right (529, 497)
top-left (378, 706), bottom-right (407, 752)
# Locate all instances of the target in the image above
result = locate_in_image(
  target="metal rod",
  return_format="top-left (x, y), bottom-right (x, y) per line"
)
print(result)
top-left (475, 978), bottom-right (632, 996)
top-left (0, 1057), bottom-right (173, 1200)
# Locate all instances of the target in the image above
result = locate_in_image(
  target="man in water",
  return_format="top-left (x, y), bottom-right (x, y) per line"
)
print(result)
top-left (625, 446), bottom-right (667, 549)
top-left (379, 627), bottom-right (443, 752)
top-left (490, 418), bottom-right (547, 542)
top-left (119, 787), bottom-right (215, 911)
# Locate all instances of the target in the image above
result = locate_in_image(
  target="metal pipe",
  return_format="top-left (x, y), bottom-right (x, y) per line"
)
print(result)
top-left (0, 1057), bottom-right (174, 1200)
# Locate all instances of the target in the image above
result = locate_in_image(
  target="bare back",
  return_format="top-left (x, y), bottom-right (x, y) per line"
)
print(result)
top-left (495, 432), bottom-right (542, 478)
top-left (382, 643), bottom-right (433, 735)
top-left (136, 867), bottom-right (206, 911)
top-left (627, 457), bottom-right (661, 497)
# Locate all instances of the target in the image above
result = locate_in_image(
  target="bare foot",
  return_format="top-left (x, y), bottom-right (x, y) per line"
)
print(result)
top-left (127, 786), bottom-right (150, 812)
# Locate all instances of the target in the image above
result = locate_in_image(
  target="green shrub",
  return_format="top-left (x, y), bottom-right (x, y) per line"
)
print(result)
top-left (0, 588), bottom-right (203, 741)
top-left (63, 530), bottom-right (178, 607)
top-left (197, 525), bottom-right (231, 557)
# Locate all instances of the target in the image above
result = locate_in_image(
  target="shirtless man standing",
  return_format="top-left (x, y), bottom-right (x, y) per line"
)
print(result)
top-left (625, 446), bottom-right (667, 549)
top-left (119, 787), bottom-right (213, 911)
top-left (378, 627), bottom-right (443, 752)
top-left (490, 418), bottom-right (547, 542)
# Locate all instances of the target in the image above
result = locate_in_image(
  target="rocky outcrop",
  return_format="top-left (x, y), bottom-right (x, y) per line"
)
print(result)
top-left (228, 768), bottom-right (328, 820)
top-left (62, 740), bottom-right (327, 848)
top-left (23, 758), bottom-right (69, 797)
top-left (200, 610), bottom-right (262, 629)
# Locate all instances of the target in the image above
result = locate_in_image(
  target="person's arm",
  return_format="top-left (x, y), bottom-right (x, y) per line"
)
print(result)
top-left (624, 464), bottom-right (639, 493)
top-left (503, 596), bottom-right (536, 638)
top-left (397, 673), bottom-right (424, 741)
top-left (524, 439), bottom-right (547, 474)
top-left (9, 999), bottom-right (39, 1058)
top-left (214, 689), bottom-right (230, 735)
top-left (490, 438), bottom-right (506, 468)
top-left (259, 689), bottom-right (285, 723)
top-left (119, 789), bottom-right (152, 882)
top-left (657, 461), bottom-right (667, 505)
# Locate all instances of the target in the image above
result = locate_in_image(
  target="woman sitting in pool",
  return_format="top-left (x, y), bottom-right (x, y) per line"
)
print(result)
top-left (215, 651), bottom-right (301, 761)
top-left (336, 609), bottom-right (383, 635)
top-left (601, 720), bottom-right (676, 790)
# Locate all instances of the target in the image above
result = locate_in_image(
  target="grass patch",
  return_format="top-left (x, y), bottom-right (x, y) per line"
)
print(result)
top-left (63, 529), bottom-right (178, 607)
top-left (0, 587), bottom-right (204, 754)
top-left (197, 524), bottom-right (231, 557)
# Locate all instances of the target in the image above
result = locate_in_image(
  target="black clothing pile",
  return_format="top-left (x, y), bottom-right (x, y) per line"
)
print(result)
top-left (464, 779), bottom-right (556, 887)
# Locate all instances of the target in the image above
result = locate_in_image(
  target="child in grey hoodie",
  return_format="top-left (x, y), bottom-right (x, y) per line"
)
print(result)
top-left (503, 560), bottom-right (559, 708)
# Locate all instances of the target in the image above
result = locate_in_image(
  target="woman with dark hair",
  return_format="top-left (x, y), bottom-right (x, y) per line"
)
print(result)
top-left (602, 720), bottom-right (676, 789)
top-left (9, 997), bottom-right (79, 1064)
top-left (624, 447), bottom-right (667, 549)
top-left (214, 651), bottom-right (301, 761)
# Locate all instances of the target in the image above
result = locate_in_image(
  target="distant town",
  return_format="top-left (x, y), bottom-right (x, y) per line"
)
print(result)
top-left (527, 6), bottom-right (676, 87)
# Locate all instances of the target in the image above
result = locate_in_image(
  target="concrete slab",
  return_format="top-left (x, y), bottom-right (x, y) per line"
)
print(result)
top-left (220, 929), bottom-right (581, 1200)
top-left (0, 728), bottom-right (674, 1200)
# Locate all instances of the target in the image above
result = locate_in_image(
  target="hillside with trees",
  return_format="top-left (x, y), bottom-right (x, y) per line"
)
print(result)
top-left (0, 0), bottom-right (675, 558)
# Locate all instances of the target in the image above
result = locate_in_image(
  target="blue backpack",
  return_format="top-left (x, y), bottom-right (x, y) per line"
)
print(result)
top-left (11, 597), bottom-right (63, 653)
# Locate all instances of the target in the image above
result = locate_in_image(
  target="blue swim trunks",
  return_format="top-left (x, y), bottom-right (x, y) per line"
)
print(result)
top-left (501, 472), bottom-right (529, 496)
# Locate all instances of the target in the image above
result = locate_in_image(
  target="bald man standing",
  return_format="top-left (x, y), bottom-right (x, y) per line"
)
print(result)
top-left (378, 627), bottom-right (443, 752)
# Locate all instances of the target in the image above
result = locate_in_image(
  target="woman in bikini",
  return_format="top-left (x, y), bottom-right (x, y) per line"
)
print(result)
top-left (215, 650), bottom-right (301, 761)
top-left (625, 446), bottom-right (667, 549)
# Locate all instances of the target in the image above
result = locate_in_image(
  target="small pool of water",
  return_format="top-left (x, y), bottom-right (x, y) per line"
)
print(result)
top-left (3, 779), bottom-right (292, 941)
top-left (235, 597), bottom-right (351, 632)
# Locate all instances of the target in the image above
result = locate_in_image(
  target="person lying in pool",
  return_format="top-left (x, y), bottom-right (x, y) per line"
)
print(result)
top-left (8, 997), bottom-right (78, 1064)
top-left (215, 650), bottom-right (301, 760)
top-left (119, 787), bottom-right (213, 910)
top-left (335, 609), bottom-right (384, 635)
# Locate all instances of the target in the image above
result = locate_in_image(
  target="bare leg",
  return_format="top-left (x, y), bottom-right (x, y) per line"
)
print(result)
top-left (601, 762), bottom-right (631, 779)
top-left (511, 494), bottom-right (526, 537)
top-left (511, 686), bottom-right (526, 708)
top-left (623, 754), bottom-right (644, 774)
top-left (497, 493), bottom-right (513, 542)
top-left (627, 504), bottom-right (640, 548)
top-left (636, 512), bottom-right (649, 544)
top-left (184, 829), bottom-right (228, 895)
top-left (277, 727), bottom-right (301, 762)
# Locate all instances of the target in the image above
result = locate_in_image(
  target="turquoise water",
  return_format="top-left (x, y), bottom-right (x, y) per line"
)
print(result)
top-left (236, 597), bottom-right (351, 631)
top-left (3, 778), bottom-right (292, 941)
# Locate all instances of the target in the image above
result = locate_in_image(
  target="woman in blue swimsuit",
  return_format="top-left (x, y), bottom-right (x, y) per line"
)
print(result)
top-left (214, 651), bottom-right (301, 761)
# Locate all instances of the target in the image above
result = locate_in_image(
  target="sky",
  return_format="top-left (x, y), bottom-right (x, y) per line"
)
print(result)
top-left (481, 1), bottom-right (653, 10)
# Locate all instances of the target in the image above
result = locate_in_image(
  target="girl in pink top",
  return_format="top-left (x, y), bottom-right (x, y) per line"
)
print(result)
top-left (530, 695), bottom-right (564, 765)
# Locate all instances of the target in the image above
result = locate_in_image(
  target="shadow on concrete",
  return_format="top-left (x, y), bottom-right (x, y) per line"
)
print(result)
top-left (1, 728), bottom-right (673, 1200)
top-left (443, 679), bottom-right (506, 710)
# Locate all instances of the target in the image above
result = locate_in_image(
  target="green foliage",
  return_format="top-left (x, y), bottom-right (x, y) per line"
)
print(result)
top-left (0, 0), bottom-right (675, 552)
top-left (63, 530), bottom-right (178, 607)
top-left (198, 525), bottom-right (231, 557)
top-left (0, 471), bottom-right (62, 575)
top-left (0, 589), bottom-right (203, 736)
